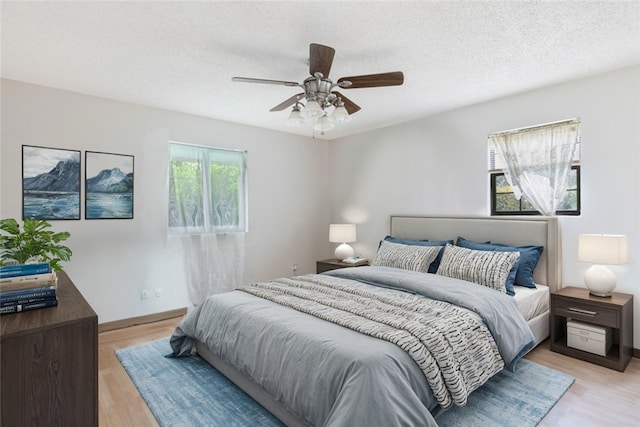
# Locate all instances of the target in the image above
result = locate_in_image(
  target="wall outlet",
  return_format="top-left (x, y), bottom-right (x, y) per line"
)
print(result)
top-left (140, 290), bottom-right (149, 300)
top-left (155, 288), bottom-right (162, 298)
top-left (292, 263), bottom-right (298, 273)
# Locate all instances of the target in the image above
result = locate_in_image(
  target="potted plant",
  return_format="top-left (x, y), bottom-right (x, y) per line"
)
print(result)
top-left (0, 218), bottom-right (72, 271)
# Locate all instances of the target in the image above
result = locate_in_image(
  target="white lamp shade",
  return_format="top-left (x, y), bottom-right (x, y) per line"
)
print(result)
top-left (285, 107), bottom-right (306, 127)
top-left (313, 115), bottom-right (335, 132)
top-left (578, 234), bottom-right (628, 264)
top-left (578, 234), bottom-right (628, 297)
top-left (301, 99), bottom-right (323, 118)
top-left (330, 105), bottom-right (351, 123)
top-left (329, 224), bottom-right (356, 243)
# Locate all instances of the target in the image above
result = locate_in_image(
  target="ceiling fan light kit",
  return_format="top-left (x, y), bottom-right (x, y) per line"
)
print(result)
top-left (300, 98), bottom-right (323, 119)
top-left (285, 104), bottom-right (306, 127)
top-left (313, 115), bottom-right (335, 132)
top-left (330, 101), bottom-right (351, 124)
top-left (233, 43), bottom-right (403, 133)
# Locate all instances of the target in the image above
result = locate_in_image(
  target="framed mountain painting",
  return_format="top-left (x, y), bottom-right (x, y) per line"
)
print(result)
top-left (22, 145), bottom-right (81, 220)
top-left (85, 151), bottom-right (134, 219)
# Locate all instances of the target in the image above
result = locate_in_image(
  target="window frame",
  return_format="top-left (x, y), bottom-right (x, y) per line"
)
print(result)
top-left (168, 142), bottom-right (248, 234)
top-left (490, 165), bottom-right (581, 216)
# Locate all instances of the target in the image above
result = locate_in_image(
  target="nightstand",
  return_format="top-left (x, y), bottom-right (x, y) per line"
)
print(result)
top-left (550, 286), bottom-right (633, 372)
top-left (316, 258), bottom-right (369, 274)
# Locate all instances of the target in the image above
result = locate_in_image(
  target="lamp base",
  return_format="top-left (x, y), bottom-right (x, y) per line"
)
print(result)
top-left (584, 264), bottom-right (616, 298)
top-left (334, 243), bottom-right (354, 261)
top-left (589, 290), bottom-right (613, 298)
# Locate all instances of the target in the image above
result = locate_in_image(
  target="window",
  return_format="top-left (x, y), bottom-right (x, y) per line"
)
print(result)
top-left (169, 142), bottom-right (247, 233)
top-left (488, 138), bottom-right (580, 216)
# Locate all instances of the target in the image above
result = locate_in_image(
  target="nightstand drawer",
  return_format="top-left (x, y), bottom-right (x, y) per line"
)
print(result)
top-left (553, 297), bottom-right (618, 328)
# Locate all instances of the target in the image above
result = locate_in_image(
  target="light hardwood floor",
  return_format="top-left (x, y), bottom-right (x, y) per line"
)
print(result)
top-left (99, 316), bottom-right (639, 427)
top-left (99, 317), bottom-right (181, 427)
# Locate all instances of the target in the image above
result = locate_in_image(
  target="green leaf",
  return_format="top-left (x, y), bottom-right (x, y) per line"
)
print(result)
top-left (0, 218), bottom-right (72, 271)
top-left (0, 218), bottom-right (20, 236)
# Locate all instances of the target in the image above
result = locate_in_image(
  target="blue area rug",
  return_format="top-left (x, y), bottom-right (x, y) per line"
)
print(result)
top-left (116, 338), bottom-right (283, 427)
top-left (436, 356), bottom-right (574, 426)
top-left (117, 338), bottom-right (574, 427)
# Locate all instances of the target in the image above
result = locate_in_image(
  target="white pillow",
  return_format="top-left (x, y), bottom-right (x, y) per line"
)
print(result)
top-left (372, 240), bottom-right (441, 273)
top-left (436, 244), bottom-right (520, 293)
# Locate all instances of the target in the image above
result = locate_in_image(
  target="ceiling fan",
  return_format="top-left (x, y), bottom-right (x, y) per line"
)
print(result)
top-left (232, 43), bottom-right (404, 130)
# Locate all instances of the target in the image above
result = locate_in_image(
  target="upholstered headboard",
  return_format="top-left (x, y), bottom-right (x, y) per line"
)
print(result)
top-left (389, 216), bottom-right (561, 291)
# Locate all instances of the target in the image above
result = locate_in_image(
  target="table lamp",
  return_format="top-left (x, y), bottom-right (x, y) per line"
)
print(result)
top-left (578, 234), bottom-right (628, 297)
top-left (329, 224), bottom-right (356, 260)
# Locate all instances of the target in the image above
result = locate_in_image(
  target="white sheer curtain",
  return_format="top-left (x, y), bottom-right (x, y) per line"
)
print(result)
top-left (180, 233), bottom-right (245, 309)
top-left (490, 119), bottom-right (580, 216)
top-left (168, 142), bottom-right (246, 309)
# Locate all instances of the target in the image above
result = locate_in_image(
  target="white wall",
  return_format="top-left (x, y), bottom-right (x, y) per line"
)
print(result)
top-left (0, 79), bottom-right (330, 323)
top-left (329, 65), bottom-right (640, 347)
top-left (3, 66), bottom-right (639, 347)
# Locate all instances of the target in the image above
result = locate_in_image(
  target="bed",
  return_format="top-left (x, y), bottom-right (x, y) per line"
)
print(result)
top-left (388, 216), bottom-right (561, 345)
top-left (170, 216), bottom-right (561, 427)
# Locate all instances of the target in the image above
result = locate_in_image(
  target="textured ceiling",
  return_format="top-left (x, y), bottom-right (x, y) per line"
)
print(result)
top-left (2, 1), bottom-right (639, 140)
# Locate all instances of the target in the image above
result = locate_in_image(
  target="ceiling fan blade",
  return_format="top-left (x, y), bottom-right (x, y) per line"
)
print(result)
top-left (232, 77), bottom-right (300, 87)
top-left (309, 43), bottom-right (335, 78)
top-left (337, 71), bottom-right (404, 88)
top-left (332, 91), bottom-right (361, 114)
top-left (270, 93), bottom-right (305, 112)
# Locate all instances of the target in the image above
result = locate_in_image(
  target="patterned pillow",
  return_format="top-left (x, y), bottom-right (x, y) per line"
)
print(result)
top-left (436, 244), bottom-right (521, 293)
top-left (456, 236), bottom-right (543, 289)
top-left (372, 240), bottom-right (441, 273)
top-left (381, 236), bottom-right (454, 273)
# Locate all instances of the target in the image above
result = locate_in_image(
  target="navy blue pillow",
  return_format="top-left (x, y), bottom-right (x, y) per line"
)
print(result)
top-left (456, 237), bottom-right (543, 290)
top-left (491, 242), bottom-right (543, 289)
top-left (382, 236), bottom-right (454, 273)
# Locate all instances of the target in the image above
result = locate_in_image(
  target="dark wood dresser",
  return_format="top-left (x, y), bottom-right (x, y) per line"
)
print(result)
top-left (1, 271), bottom-right (98, 426)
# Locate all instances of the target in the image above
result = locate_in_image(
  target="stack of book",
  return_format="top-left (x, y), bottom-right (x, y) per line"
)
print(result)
top-left (0, 263), bottom-right (58, 314)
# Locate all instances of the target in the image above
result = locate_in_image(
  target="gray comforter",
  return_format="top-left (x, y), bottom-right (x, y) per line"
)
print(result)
top-left (170, 267), bottom-right (535, 427)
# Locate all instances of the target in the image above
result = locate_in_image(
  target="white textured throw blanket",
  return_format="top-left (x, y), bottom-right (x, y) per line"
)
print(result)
top-left (239, 274), bottom-right (505, 408)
